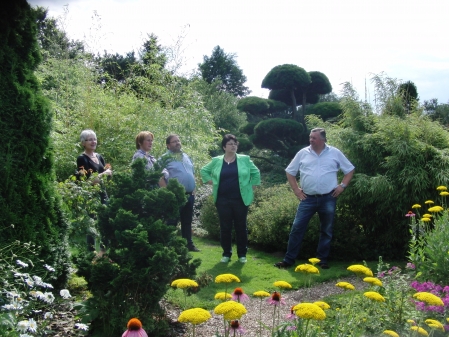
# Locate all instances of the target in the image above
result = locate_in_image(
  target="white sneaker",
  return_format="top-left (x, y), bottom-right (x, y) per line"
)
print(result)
top-left (238, 257), bottom-right (247, 263)
top-left (220, 256), bottom-right (230, 263)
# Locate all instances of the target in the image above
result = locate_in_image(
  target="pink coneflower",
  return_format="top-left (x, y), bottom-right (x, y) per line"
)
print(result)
top-left (232, 287), bottom-right (250, 303)
top-left (267, 291), bottom-right (286, 306)
top-left (286, 305), bottom-right (297, 320)
top-left (122, 318), bottom-right (148, 337)
top-left (405, 211), bottom-right (415, 217)
top-left (229, 320), bottom-right (245, 334)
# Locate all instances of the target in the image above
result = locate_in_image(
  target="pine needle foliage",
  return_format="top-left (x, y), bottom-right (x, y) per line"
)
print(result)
top-left (77, 159), bottom-right (201, 337)
top-left (0, 1), bottom-right (70, 286)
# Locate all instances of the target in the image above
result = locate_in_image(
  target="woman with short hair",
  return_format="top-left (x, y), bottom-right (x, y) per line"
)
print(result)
top-left (200, 134), bottom-right (260, 263)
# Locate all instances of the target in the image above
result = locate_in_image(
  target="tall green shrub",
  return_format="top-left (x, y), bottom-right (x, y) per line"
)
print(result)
top-left (77, 160), bottom-right (200, 337)
top-left (0, 1), bottom-right (69, 286)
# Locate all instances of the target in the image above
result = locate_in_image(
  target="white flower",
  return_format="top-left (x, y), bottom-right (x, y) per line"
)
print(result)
top-left (44, 264), bottom-right (55, 272)
top-left (42, 282), bottom-right (54, 289)
top-left (75, 323), bottom-right (89, 331)
top-left (24, 278), bottom-right (34, 287)
top-left (20, 334), bottom-right (33, 337)
top-left (16, 260), bottom-right (29, 268)
top-left (60, 289), bottom-right (71, 299)
top-left (4, 299), bottom-right (24, 311)
top-left (17, 320), bottom-right (29, 332)
top-left (44, 312), bottom-right (53, 319)
top-left (6, 291), bottom-right (19, 298)
top-left (27, 318), bottom-right (37, 333)
top-left (42, 292), bottom-right (55, 304)
top-left (14, 272), bottom-right (26, 277)
top-left (32, 275), bottom-right (44, 286)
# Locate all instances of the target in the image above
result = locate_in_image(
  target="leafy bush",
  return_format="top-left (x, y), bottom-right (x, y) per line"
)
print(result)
top-left (76, 160), bottom-right (201, 337)
top-left (199, 195), bottom-right (220, 240)
top-left (408, 193), bottom-right (449, 284)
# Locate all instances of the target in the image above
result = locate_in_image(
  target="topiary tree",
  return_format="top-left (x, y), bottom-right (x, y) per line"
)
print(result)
top-left (261, 64), bottom-right (311, 123)
top-left (252, 118), bottom-right (303, 157)
top-left (77, 159), bottom-right (201, 337)
top-left (306, 102), bottom-right (343, 122)
top-left (398, 80), bottom-right (418, 114)
top-left (0, 0), bottom-right (70, 287)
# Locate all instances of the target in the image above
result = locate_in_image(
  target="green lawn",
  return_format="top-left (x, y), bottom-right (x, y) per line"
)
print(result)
top-left (165, 236), bottom-right (385, 310)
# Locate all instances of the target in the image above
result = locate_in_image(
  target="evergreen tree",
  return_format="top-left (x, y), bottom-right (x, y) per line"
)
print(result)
top-left (0, 1), bottom-right (69, 285)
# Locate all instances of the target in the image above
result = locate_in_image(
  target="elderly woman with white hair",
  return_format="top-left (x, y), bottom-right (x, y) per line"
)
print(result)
top-left (76, 129), bottom-right (112, 251)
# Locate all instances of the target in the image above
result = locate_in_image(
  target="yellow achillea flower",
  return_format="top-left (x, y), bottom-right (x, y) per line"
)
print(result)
top-left (178, 308), bottom-right (211, 325)
top-left (413, 292), bottom-right (444, 306)
top-left (313, 301), bottom-right (330, 309)
top-left (425, 200), bottom-right (434, 204)
top-left (421, 217), bottom-right (431, 222)
top-left (363, 277), bottom-right (383, 287)
top-left (410, 326), bottom-right (429, 336)
top-left (253, 291), bottom-right (270, 298)
top-left (425, 319), bottom-right (444, 332)
top-left (347, 264), bottom-right (373, 277)
top-left (440, 191), bottom-right (449, 196)
top-left (407, 319), bottom-right (416, 324)
top-left (214, 292), bottom-right (232, 301)
top-left (273, 281), bottom-right (292, 289)
top-left (295, 264), bottom-right (320, 274)
top-left (411, 204), bottom-right (421, 209)
top-left (215, 274), bottom-right (241, 283)
top-left (308, 258), bottom-right (321, 265)
top-left (422, 214), bottom-right (432, 218)
top-left (214, 300), bottom-right (247, 320)
top-left (428, 206), bottom-right (444, 212)
top-left (436, 186), bottom-right (447, 191)
top-left (364, 291), bottom-right (386, 302)
top-left (171, 279), bottom-right (198, 289)
top-left (336, 282), bottom-right (355, 290)
top-left (293, 303), bottom-right (326, 320)
top-left (383, 330), bottom-right (399, 337)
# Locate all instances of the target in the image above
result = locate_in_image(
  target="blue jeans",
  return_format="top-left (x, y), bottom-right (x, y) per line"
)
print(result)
top-left (283, 193), bottom-right (337, 265)
top-left (216, 197), bottom-right (249, 258)
top-left (167, 193), bottom-right (195, 247)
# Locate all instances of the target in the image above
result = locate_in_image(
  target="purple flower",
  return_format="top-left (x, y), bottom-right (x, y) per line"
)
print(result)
top-left (267, 291), bottom-right (286, 306)
top-left (405, 263), bottom-right (415, 270)
top-left (286, 325), bottom-right (297, 331)
top-left (231, 288), bottom-right (250, 303)
top-left (229, 320), bottom-right (245, 334)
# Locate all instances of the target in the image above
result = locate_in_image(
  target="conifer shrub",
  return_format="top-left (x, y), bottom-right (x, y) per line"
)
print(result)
top-left (77, 159), bottom-right (201, 337)
top-left (0, 1), bottom-right (69, 287)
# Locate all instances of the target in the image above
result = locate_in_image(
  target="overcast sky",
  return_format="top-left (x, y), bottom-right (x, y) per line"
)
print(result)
top-left (28, 0), bottom-right (449, 104)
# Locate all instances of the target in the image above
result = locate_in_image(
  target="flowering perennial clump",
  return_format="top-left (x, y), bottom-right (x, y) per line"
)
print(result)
top-left (215, 274), bottom-right (241, 283)
top-left (171, 279), bottom-right (199, 289)
top-left (347, 264), bottom-right (373, 277)
top-left (293, 303), bottom-right (326, 320)
top-left (295, 263), bottom-right (320, 274)
top-left (424, 319), bottom-right (444, 332)
top-left (413, 292), bottom-right (444, 306)
top-left (363, 277), bottom-right (383, 287)
top-left (273, 281), bottom-right (292, 289)
top-left (364, 291), bottom-right (386, 302)
top-left (214, 300), bottom-right (247, 320)
top-left (336, 282), bottom-right (355, 290)
top-left (215, 292), bottom-right (232, 301)
top-left (382, 330), bottom-right (399, 337)
top-left (410, 325), bottom-right (429, 336)
top-left (178, 308), bottom-right (211, 325)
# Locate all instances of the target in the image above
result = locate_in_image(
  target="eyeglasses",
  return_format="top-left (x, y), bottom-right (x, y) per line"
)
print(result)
top-left (226, 143), bottom-right (238, 146)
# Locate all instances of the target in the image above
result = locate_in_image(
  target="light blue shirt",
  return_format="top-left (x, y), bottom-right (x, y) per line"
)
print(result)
top-left (132, 149), bottom-right (156, 170)
top-left (161, 151), bottom-right (196, 193)
top-left (285, 144), bottom-right (354, 195)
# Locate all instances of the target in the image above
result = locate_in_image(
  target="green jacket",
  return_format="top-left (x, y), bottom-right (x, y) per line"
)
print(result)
top-left (200, 154), bottom-right (261, 206)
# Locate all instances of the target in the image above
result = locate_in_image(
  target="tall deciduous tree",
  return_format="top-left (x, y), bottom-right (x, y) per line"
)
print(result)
top-left (198, 45), bottom-right (250, 97)
top-left (0, 0), bottom-right (69, 285)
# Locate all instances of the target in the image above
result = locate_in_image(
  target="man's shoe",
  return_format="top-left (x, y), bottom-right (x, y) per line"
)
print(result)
top-left (238, 257), bottom-right (247, 263)
top-left (188, 245), bottom-right (200, 252)
top-left (274, 261), bottom-right (291, 269)
top-left (220, 256), bottom-right (230, 263)
top-left (318, 262), bottom-right (330, 269)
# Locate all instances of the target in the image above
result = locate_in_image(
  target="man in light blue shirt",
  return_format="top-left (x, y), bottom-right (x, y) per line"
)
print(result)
top-left (275, 128), bottom-right (354, 269)
top-left (161, 134), bottom-right (199, 252)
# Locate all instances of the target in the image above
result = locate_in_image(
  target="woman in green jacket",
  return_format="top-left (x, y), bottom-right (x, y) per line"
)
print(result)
top-left (200, 134), bottom-right (260, 263)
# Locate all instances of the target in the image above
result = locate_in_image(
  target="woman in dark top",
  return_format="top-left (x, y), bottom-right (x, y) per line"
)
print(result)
top-left (200, 134), bottom-right (260, 263)
top-left (77, 129), bottom-right (112, 251)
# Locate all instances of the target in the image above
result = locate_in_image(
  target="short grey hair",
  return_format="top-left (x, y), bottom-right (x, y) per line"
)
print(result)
top-left (310, 128), bottom-right (327, 141)
top-left (80, 129), bottom-right (97, 142)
